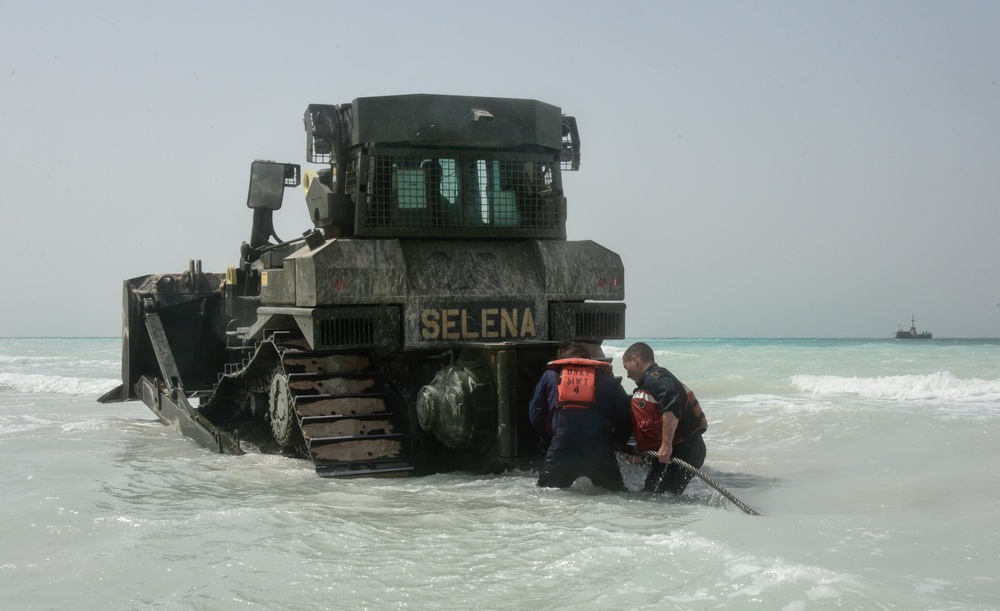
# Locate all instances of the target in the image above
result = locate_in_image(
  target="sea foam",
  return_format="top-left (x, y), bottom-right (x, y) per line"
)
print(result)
top-left (0, 372), bottom-right (119, 396)
top-left (790, 372), bottom-right (1000, 402)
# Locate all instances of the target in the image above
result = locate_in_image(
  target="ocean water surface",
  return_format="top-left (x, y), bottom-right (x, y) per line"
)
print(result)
top-left (2, 337), bottom-right (999, 609)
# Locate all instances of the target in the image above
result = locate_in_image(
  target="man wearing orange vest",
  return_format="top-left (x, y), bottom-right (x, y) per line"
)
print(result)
top-left (529, 343), bottom-right (632, 491)
top-left (622, 341), bottom-right (708, 494)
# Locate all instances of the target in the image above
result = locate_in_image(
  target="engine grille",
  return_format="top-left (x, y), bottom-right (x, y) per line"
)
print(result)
top-left (312, 307), bottom-right (401, 354)
top-left (574, 310), bottom-right (625, 339)
top-left (549, 302), bottom-right (626, 341)
top-left (319, 317), bottom-right (374, 347)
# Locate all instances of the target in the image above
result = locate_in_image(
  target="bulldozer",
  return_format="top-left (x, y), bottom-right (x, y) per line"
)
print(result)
top-left (99, 94), bottom-right (626, 477)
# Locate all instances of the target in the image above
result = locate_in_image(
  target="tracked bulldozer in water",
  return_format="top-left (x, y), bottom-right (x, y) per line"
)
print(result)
top-left (99, 94), bottom-right (626, 477)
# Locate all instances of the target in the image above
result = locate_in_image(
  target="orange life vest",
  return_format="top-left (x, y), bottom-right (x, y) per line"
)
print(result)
top-left (630, 382), bottom-right (707, 451)
top-left (631, 389), bottom-right (661, 451)
top-left (548, 358), bottom-right (612, 410)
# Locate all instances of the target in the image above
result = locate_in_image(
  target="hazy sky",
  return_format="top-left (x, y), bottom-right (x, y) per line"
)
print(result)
top-left (3, 1), bottom-right (999, 338)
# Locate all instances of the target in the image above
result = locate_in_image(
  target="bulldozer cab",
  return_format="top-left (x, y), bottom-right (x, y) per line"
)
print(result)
top-left (299, 94), bottom-right (579, 241)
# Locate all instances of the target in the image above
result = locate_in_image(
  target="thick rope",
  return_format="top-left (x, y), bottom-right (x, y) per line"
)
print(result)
top-left (640, 450), bottom-right (760, 516)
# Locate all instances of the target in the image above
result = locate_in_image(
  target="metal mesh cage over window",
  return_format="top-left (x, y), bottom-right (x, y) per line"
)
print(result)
top-left (352, 149), bottom-right (563, 237)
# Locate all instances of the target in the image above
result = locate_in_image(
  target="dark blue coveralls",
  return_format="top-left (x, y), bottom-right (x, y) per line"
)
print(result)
top-left (529, 365), bottom-right (632, 492)
top-left (634, 364), bottom-right (708, 494)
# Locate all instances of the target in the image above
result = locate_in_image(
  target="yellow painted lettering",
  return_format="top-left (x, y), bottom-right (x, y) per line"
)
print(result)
top-left (481, 308), bottom-right (499, 339)
top-left (460, 309), bottom-right (479, 339)
top-left (521, 308), bottom-right (536, 338)
top-left (500, 309), bottom-right (518, 338)
top-left (443, 309), bottom-right (460, 339)
top-left (421, 309), bottom-right (440, 340)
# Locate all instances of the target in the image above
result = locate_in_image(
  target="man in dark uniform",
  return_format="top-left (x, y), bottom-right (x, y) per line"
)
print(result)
top-left (529, 343), bottom-right (632, 492)
top-left (622, 341), bottom-right (708, 494)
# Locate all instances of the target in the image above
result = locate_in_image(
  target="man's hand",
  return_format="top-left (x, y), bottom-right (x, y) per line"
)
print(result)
top-left (657, 441), bottom-right (672, 464)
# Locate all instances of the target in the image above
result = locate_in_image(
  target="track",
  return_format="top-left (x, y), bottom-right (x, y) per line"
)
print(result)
top-left (268, 346), bottom-right (414, 477)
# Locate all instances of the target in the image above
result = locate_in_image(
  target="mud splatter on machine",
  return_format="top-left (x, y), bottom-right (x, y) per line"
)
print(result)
top-left (100, 94), bottom-right (625, 477)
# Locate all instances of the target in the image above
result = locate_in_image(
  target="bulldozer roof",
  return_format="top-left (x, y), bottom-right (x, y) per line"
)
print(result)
top-left (348, 94), bottom-right (564, 150)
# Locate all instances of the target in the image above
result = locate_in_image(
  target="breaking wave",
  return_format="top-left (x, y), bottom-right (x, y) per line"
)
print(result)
top-left (0, 354), bottom-right (119, 368)
top-left (0, 372), bottom-right (119, 396)
top-left (790, 372), bottom-right (1000, 402)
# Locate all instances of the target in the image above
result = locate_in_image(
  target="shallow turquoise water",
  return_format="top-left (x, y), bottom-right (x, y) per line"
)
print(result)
top-left (2, 337), bottom-right (999, 609)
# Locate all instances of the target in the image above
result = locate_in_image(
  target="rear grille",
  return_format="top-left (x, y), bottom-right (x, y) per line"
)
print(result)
top-left (319, 317), bottom-right (374, 347)
top-left (574, 310), bottom-right (624, 339)
top-left (550, 302), bottom-right (626, 341)
top-left (311, 306), bottom-right (401, 354)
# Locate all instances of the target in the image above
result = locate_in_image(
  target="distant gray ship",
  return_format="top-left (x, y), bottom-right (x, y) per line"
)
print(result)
top-left (894, 315), bottom-right (932, 339)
